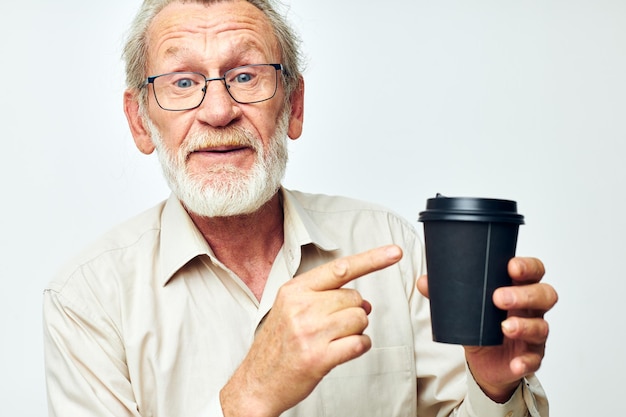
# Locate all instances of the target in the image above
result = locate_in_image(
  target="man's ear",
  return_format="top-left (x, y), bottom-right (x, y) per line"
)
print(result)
top-left (123, 89), bottom-right (156, 155)
top-left (287, 77), bottom-right (304, 140)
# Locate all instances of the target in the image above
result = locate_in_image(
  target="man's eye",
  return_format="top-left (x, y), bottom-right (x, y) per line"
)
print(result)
top-left (234, 73), bottom-right (253, 83)
top-left (175, 78), bottom-right (195, 88)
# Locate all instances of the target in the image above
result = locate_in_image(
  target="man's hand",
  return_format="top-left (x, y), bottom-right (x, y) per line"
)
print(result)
top-left (220, 245), bottom-right (403, 417)
top-left (417, 257), bottom-right (558, 403)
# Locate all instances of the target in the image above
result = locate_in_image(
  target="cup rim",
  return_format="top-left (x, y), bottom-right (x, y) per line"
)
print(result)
top-left (418, 195), bottom-right (525, 224)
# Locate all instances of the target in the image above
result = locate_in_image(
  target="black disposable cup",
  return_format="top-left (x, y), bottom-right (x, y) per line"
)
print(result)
top-left (418, 194), bottom-right (524, 346)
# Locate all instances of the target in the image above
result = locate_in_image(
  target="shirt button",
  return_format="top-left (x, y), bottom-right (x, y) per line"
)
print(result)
top-left (504, 411), bottom-right (513, 417)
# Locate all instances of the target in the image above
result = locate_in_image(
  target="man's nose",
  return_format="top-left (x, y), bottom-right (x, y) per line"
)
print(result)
top-left (195, 78), bottom-right (241, 127)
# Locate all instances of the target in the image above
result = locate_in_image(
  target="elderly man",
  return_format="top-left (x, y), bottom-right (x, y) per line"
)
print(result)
top-left (43, 1), bottom-right (558, 416)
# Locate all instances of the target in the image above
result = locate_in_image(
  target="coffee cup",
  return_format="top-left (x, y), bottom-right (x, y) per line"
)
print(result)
top-left (418, 194), bottom-right (524, 345)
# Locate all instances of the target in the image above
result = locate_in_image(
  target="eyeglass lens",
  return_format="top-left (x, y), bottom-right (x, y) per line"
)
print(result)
top-left (151, 64), bottom-right (279, 111)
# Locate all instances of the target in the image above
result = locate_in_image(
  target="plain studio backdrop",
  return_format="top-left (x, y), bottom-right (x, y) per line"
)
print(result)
top-left (1, 1), bottom-right (624, 416)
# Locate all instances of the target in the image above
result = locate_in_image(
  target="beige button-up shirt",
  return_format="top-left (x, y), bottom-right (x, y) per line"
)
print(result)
top-left (43, 189), bottom-right (547, 417)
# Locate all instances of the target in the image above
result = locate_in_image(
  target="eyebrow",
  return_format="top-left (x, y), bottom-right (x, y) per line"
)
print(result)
top-left (163, 46), bottom-right (190, 60)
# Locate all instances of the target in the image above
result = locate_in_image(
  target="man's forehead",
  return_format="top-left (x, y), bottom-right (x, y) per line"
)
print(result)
top-left (148, 1), bottom-right (274, 38)
top-left (147, 1), bottom-right (279, 59)
top-left (162, 36), bottom-right (269, 56)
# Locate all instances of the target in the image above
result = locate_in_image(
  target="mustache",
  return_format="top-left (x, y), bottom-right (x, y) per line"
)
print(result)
top-left (183, 127), bottom-right (260, 154)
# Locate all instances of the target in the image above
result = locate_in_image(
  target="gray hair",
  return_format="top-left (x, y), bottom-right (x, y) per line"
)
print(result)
top-left (122, 0), bottom-right (303, 106)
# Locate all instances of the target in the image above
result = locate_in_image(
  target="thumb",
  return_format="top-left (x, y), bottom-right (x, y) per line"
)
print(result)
top-left (417, 275), bottom-right (429, 298)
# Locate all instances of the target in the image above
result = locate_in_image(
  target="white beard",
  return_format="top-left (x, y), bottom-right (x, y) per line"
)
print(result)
top-left (145, 108), bottom-right (290, 217)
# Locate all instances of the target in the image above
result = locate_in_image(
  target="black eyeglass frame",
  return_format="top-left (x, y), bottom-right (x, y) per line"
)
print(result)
top-left (144, 63), bottom-right (284, 111)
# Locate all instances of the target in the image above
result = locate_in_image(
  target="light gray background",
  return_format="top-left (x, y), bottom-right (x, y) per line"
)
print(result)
top-left (2, 1), bottom-right (625, 416)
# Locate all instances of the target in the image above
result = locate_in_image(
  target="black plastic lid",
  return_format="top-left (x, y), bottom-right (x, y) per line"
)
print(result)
top-left (418, 194), bottom-right (525, 224)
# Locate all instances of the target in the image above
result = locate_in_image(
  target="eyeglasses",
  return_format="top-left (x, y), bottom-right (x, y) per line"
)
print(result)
top-left (145, 63), bottom-right (284, 111)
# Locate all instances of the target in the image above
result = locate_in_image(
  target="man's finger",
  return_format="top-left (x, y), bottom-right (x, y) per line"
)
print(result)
top-left (493, 282), bottom-right (558, 312)
top-left (307, 245), bottom-right (402, 291)
top-left (416, 275), bottom-right (429, 298)
top-left (501, 317), bottom-right (550, 344)
top-left (326, 334), bottom-right (372, 367)
top-left (508, 257), bottom-right (546, 284)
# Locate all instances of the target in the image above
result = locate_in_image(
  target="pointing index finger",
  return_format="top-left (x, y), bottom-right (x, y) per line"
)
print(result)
top-left (309, 245), bottom-right (403, 291)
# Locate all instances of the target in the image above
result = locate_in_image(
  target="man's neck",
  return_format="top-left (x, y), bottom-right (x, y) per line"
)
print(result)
top-left (187, 193), bottom-right (284, 300)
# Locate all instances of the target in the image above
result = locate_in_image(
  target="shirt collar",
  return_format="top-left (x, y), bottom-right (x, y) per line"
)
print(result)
top-left (158, 188), bottom-right (340, 286)
top-left (281, 188), bottom-right (339, 252)
top-left (159, 194), bottom-right (212, 287)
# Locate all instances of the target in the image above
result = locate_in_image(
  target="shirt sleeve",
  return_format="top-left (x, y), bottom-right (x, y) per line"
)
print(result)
top-left (43, 285), bottom-right (141, 417)
top-left (43, 280), bottom-right (226, 417)
top-left (459, 367), bottom-right (548, 417)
